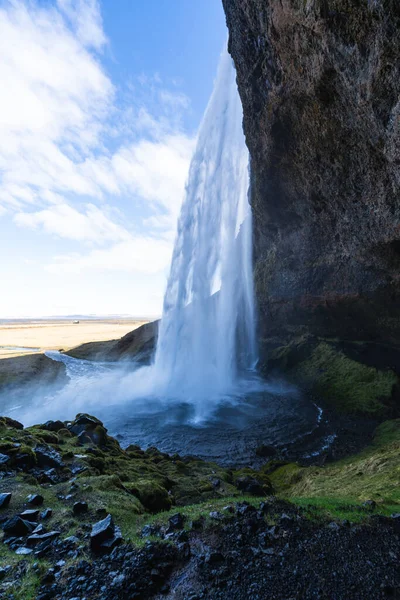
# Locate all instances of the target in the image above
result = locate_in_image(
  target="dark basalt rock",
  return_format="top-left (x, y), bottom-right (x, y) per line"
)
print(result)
top-left (40, 508), bottom-right (53, 520)
top-left (0, 453), bottom-right (10, 465)
top-left (90, 514), bottom-right (121, 553)
top-left (223, 0), bottom-right (400, 397)
top-left (19, 509), bottom-right (40, 522)
top-left (168, 513), bottom-right (185, 531)
top-left (73, 501), bottom-right (88, 515)
top-left (43, 420), bottom-right (65, 432)
top-left (27, 493), bottom-right (44, 506)
top-left (27, 531), bottom-right (60, 547)
top-left (3, 516), bottom-right (35, 537)
top-left (0, 493), bottom-right (11, 509)
top-left (34, 445), bottom-right (64, 469)
top-left (1, 417), bottom-right (23, 430)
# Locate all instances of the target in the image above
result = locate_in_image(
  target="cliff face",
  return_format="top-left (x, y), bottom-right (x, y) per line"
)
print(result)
top-left (223, 0), bottom-right (400, 360)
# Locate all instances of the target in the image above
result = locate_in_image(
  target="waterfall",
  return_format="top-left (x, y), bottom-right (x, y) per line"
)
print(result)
top-left (153, 47), bottom-right (257, 405)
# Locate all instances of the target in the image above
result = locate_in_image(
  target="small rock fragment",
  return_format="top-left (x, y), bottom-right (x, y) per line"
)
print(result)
top-left (0, 492), bottom-right (11, 509)
top-left (27, 494), bottom-right (44, 506)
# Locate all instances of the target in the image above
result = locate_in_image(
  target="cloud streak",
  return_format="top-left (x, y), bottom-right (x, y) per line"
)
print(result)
top-left (0, 0), bottom-right (194, 278)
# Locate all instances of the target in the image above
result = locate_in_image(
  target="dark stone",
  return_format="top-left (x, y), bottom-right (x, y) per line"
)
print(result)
top-left (34, 445), bottom-right (64, 469)
top-left (222, 0), bottom-right (400, 401)
top-left (73, 501), bottom-right (88, 515)
top-left (0, 492), bottom-right (11, 508)
top-left (3, 516), bottom-right (35, 537)
top-left (41, 508), bottom-right (53, 520)
top-left (43, 420), bottom-right (65, 432)
top-left (15, 546), bottom-right (33, 555)
top-left (90, 514), bottom-right (115, 553)
top-left (20, 509), bottom-right (40, 522)
top-left (0, 453), bottom-right (10, 465)
top-left (236, 502), bottom-right (257, 516)
top-left (27, 531), bottom-right (60, 547)
top-left (168, 513), bottom-right (185, 531)
top-left (27, 493), bottom-right (44, 506)
top-left (1, 417), bottom-right (23, 430)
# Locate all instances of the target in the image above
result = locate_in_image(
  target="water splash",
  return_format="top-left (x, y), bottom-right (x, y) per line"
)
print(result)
top-left (153, 47), bottom-right (256, 407)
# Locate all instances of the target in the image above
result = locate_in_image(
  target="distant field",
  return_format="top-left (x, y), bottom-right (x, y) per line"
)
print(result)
top-left (0, 318), bottom-right (148, 359)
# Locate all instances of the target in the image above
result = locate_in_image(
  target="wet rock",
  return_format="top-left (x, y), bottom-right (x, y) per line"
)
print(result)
top-left (236, 502), bottom-right (257, 516)
top-left (0, 492), bottom-right (11, 508)
top-left (90, 514), bottom-right (121, 553)
top-left (34, 445), bottom-right (64, 469)
top-left (27, 493), bottom-right (44, 506)
top-left (40, 508), bottom-right (53, 520)
top-left (210, 511), bottom-right (224, 521)
top-left (32, 524), bottom-right (45, 534)
top-left (0, 453), bottom-right (10, 465)
top-left (43, 420), bottom-right (65, 432)
top-left (20, 509), bottom-right (40, 522)
top-left (73, 501), bottom-right (88, 515)
top-left (3, 516), bottom-right (35, 537)
top-left (168, 513), bottom-right (185, 531)
top-left (27, 531), bottom-right (60, 547)
top-left (15, 547), bottom-right (33, 555)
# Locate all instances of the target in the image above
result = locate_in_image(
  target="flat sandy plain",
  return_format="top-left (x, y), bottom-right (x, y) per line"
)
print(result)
top-left (0, 318), bottom-right (148, 359)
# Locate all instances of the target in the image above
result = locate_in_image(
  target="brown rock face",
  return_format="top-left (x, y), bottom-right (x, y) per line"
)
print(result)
top-left (222, 0), bottom-right (400, 356)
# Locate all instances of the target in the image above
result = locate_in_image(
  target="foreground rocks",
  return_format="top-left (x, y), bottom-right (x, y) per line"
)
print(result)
top-left (1, 498), bottom-right (398, 599)
top-left (0, 413), bottom-right (398, 598)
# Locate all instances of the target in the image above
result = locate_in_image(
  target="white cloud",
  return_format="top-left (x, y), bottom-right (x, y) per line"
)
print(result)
top-left (57, 0), bottom-right (106, 50)
top-left (14, 203), bottom-right (130, 243)
top-left (46, 237), bottom-right (172, 273)
top-left (0, 0), bottom-right (196, 315)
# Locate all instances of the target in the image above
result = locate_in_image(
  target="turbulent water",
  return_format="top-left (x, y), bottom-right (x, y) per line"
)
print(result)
top-left (154, 48), bottom-right (256, 405)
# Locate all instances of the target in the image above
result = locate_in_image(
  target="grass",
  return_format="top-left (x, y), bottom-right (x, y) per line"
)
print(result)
top-left (269, 419), bottom-right (400, 508)
top-left (292, 342), bottom-right (398, 415)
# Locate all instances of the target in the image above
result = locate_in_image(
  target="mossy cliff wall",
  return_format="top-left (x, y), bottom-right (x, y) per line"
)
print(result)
top-left (222, 0), bottom-right (400, 412)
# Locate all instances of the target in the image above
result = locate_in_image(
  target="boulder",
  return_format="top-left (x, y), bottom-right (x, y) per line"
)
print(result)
top-left (20, 509), bottom-right (40, 522)
top-left (34, 445), bottom-right (64, 469)
top-left (73, 501), bottom-right (88, 516)
top-left (27, 494), bottom-right (44, 506)
top-left (0, 493), bottom-right (11, 509)
top-left (43, 420), bottom-right (65, 432)
top-left (168, 513), bottom-right (185, 531)
top-left (90, 514), bottom-right (122, 553)
top-left (3, 516), bottom-right (35, 537)
top-left (0, 453), bottom-right (10, 465)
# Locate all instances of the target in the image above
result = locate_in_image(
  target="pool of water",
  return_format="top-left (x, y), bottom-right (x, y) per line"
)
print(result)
top-left (0, 351), bottom-right (336, 466)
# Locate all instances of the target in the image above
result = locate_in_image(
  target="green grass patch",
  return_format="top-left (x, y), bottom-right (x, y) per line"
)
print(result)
top-left (293, 342), bottom-right (397, 415)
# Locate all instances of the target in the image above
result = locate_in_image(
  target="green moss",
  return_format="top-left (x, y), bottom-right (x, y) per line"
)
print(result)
top-left (267, 463), bottom-right (304, 491)
top-left (293, 342), bottom-right (397, 414)
top-left (271, 420), bottom-right (400, 507)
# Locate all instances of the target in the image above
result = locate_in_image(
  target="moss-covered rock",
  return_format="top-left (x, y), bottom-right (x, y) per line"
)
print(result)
top-left (265, 339), bottom-right (399, 416)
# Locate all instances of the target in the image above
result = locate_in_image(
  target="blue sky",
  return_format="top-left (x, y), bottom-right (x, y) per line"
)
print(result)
top-left (0, 0), bottom-right (226, 317)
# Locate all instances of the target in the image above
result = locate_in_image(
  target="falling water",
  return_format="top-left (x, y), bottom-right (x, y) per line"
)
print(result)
top-left (154, 47), bottom-right (257, 404)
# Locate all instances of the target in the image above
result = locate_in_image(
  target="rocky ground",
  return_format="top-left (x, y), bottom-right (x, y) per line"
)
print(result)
top-left (0, 413), bottom-right (399, 599)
